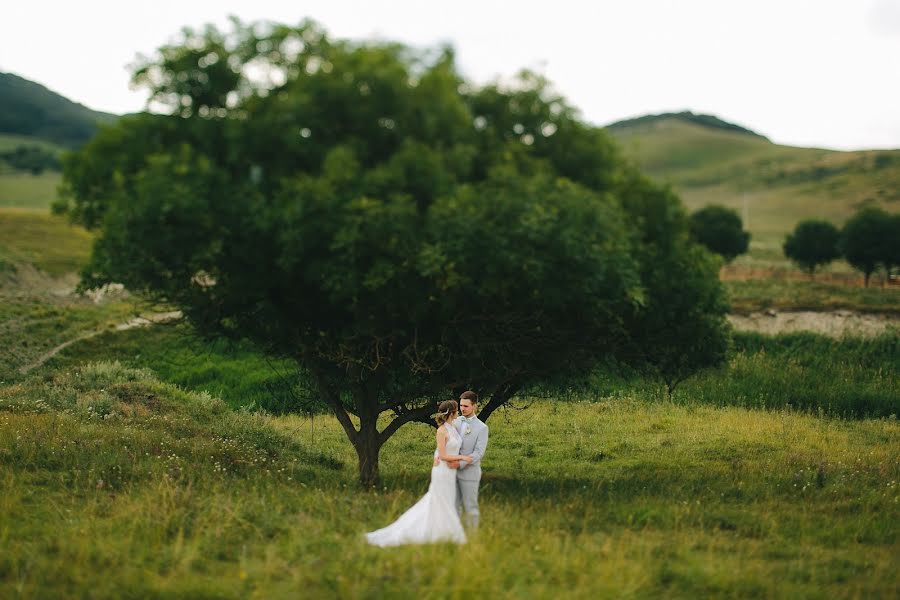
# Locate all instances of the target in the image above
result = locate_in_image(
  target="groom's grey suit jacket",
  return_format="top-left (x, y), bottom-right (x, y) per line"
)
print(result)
top-left (453, 416), bottom-right (488, 482)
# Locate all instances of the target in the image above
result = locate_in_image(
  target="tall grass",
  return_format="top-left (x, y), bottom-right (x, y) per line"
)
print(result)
top-left (537, 332), bottom-right (899, 419)
top-left (678, 332), bottom-right (900, 417)
top-left (1, 363), bottom-right (897, 598)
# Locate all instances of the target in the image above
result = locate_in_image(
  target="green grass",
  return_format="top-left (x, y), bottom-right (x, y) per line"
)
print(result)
top-left (556, 332), bottom-right (900, 419)
top-left (724, 278), bottom-right (900, 314)
top-left (21, 316), bottom-right (899, 420)
top-left (677, 332), bottom-right (900, 418)
top-left (0, 292), bottom-right (139, 382)
top-left (0, 208), bottom-right (91, 274)
top-left (0, 172), bottom-right (62, 209)
top-left (36, 325), bottom-right (307, 413)
top-left (0, 133), bottom-right (65, 209)
top-left (1, 362), bottom-right (897, 598)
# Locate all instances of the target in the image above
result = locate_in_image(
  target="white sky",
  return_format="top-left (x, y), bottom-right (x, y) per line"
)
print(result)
top-left (3, 0), bottom-right (900, 150)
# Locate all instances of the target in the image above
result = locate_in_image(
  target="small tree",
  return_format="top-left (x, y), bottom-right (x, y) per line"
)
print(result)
top-left (688, 205), bottom-right (750, 263)
top-left (841, 207), bottom-right (893, 287)
top-left (783, 220), bottom-right (841, 277)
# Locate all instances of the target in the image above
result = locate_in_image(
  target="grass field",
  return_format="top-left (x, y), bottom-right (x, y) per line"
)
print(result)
top-left (1, 362), bottom-right (897, 598)
top-left (0, 172), bottom-right (62, 210)
top-left (723, 278), bottom-right (900, 314)
top-left (0, 207), bottom-right (91, 275)
top-left (0, 133), bottom-right (64, 209)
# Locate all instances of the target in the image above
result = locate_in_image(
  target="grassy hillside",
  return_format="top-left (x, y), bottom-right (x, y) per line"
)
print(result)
top-left (0, 132), bottom-right (66, 155)
top-left (0, 72), bottom-right (117, 147)
top-left (607, 114), bottom-right (900, 265)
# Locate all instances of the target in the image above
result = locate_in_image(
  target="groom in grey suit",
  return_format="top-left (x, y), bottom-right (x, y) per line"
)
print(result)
top-left (453, 390), bottom-right (489, 529)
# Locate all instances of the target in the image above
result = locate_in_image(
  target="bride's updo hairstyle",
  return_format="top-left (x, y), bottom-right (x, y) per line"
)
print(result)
top-left (435, 400), bottom-right (458, 426)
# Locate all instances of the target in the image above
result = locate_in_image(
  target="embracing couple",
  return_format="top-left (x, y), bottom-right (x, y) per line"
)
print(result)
top-left (365, 391), bottom-right (489, 547)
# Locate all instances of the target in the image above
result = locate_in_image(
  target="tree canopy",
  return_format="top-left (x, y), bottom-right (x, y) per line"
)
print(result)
top-left (58, 19), bottom-right (730, 486)
top-left (688, 205), bottom-right (750, 263)
top-left (840, 206), bottom-right (895, 287)
top-left (783, 220), bottom-right (841, 277)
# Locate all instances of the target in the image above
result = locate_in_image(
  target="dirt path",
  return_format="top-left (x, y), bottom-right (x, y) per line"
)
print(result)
top-left (728, 310), bottom-right (898, 338)
top-left (16, 311), bottom-right (181, 375)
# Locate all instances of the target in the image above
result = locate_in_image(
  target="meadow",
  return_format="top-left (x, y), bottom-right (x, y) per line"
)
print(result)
top-left (1, 362), bottom-right (898, 598)
top-left (0, 172), bottom-right (63, 211)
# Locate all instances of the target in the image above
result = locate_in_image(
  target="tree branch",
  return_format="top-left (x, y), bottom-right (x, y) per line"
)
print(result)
top-left (311, 369), bottom-right (359, 444)
top-left (479, 380), bottom-right (521, 423)
top-left (379, 404), bottom-right (435, 446)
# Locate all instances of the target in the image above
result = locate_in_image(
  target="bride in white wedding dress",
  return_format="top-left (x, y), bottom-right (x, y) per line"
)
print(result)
top-left (365, 400), bottom-right (473, 547)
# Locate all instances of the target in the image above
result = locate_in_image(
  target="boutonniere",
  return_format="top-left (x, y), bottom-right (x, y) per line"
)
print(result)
top-left (464, 425), bottom-right (472, 435)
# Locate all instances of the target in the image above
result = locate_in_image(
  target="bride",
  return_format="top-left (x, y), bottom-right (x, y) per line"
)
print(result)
top-left (365, 400), bottom-right (474, 546)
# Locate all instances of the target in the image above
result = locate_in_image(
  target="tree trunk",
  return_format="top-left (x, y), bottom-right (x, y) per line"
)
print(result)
top-left (352, 383), bottom-right (383, 488)
top-left (312, 370), bottom-right (383, 488)
top-left (864, 272), bottom-right (871, 287)
top-left (354, 419), bottom-right (382, 488)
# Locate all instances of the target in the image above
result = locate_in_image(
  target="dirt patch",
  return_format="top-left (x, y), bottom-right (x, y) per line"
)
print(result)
top-left (727, 310), bottom-right (898, 338)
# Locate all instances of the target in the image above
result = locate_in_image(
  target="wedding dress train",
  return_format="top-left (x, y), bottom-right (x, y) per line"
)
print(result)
top-left (365, 424), bottom-right (467, 546)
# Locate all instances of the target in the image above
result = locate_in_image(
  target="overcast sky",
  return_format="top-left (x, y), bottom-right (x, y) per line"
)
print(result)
top-left (3, 0), bottom-right (900, 150)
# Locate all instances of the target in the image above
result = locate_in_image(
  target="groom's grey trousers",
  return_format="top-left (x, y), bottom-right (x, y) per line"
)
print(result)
top-left (453, 416), bottom-right (489, 529)
top-left (456, 479), bottom-right (480, 529)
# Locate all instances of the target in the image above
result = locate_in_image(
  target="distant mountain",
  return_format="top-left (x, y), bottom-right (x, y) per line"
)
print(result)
top-left (605, 112), bottom-right (900, 258)
top-left (0, 72), bottom-right (118, 148)
top-left (607, 111), bottom-right (769, 141)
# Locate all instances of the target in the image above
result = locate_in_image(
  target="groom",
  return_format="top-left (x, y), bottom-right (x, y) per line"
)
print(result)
top-left (453, 390), bottom-right (488, 529)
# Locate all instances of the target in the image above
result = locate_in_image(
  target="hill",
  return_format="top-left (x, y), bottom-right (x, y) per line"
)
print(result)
top-left (0, 72), bottom-right (117, 148)
top-left (606, 112), bottom-right (900, 263)
top-left (608, 111), bottom-right (770, 141)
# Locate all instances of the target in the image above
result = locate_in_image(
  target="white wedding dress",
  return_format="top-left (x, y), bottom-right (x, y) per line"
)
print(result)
top-left (365, 423), bottom-right (467, 546)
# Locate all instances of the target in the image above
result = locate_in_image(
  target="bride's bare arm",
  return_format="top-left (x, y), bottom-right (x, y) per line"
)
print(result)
top-left (436, 428), bottom-right (473, 463)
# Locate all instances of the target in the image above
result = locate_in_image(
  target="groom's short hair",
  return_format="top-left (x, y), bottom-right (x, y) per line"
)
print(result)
top-left (459, 390), bottom-right (478, 404)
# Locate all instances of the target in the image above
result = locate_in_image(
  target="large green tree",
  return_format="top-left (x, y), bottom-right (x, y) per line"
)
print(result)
top-left (58, 19), bottom-right (730, 486)
top-left (783, 220), bottom-right (841, 277)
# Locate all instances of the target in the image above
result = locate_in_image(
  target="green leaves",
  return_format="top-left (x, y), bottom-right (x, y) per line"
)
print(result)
top-left (840, 206), bottom-right (898, 286)
top-left (783, 220), bottom-right (841, 276)
top-left (61, 19), bottom-right (732, 475)
top-left (689, 204), bottom-right (750, 263)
